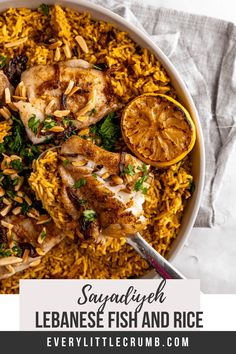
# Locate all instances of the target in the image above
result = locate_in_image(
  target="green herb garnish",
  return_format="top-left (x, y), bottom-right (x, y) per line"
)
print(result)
top-left (89, 108), bottom-right (97, 116)
top-left (123, 164), bottom-right (135, 176)
top-left (11, 159), bottom-right (23, 172)
top-left (28, 114), bottom-right (40, 135)
top-left (12, 245), bottom-right (22, 257)
top-left (92, 172), bottom-right (98, 179)
top-left (40, 229), bottom-right (47, 241)
top-left (90, 112), bottom-right (120, 151)
top-left (189, 180), bottom-right (195, 195)
top-left (0, 55), bottom-right (7, 69)
top-left (39, 3), bottom-right (50, 16)
top-left (78, 199), bottom-right (87, 206)
top-left (137, 163), bottom-right (148, 173)
top-left (92, 64), bottom-right (103, 71)
top-left (74, 178), bottom-right (86, 189)
top-left (43, 116), bottom-right (56, 130)
top-left (63, 159), bottom-right (70, 166)
top-left (134, 175), bottom-right (148, 193)
top-left (83, 209), bottom-right (97, 222)
top-left (21, 201), bottom-right (30, 214)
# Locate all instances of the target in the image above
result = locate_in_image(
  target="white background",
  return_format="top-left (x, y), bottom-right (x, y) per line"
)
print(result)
top-left (132, 0), bottom-right (236, 294)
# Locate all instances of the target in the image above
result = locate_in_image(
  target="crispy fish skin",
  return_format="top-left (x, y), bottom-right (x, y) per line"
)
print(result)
top-left (0, 216), bottom-right (64, 280)
top-left (59, 136), bottom-right (150, 239)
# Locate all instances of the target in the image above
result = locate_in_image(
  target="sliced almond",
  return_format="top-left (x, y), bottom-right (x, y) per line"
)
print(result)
top-left (76, 115), bottom-right (88, 122)
top-left (53, 110), bottom-right (70, 117)
top-left (0, 106), bottom-right (11, 119)
top-left (45, 99), bottom-right (56, 115)
top-left (36, 215), bottom-right (51, 225)
top-left (1, 220), bottom-right (14, 229)
top-left (63, 43), bottom-right (72, 59)
top-left (12, 95), bottom-right (28, 101)
top-left (102, 172), bottom-right (110, 179)
top-left (49, 40), bottom-right (62, 49)
top-left (0, 204), bottom-right (12, 217)
top-left (12, 206), bottom-right (22, 215)
top-left (5, 88), bottom-right (11, 104)
top-left (72, 160), bottom-right (87, 167)
top-left (7, 102), bottom-right (18, 112)
top-left (13, 196), bottom-right (23, 204)
top-left (54, 47), bottom-right (61, 62)
top-left (49, 126), bottom-right (65, 133)
top-left (5, 264), bottom-right (15, 274)
top-left (68, 85), bottom-right (80, 97)
top-left (64, 80), bottom-right (75, 95)
top-left (14, 176), bottom-right (24, 191)
top-left (3, 198), bottom-right (11, 205)
top-left (0, 256), bottom-right (22, 266)
top-left (0, 186), bottom-right (5, 197)
top-left (36, 248), bottom-right (45, 256)
top-left (24, 195), bottom-right (32, 206)
top-left (75, 35), bottom-right (89, 53)
top-left (111, 175), bottom-right (124, 185)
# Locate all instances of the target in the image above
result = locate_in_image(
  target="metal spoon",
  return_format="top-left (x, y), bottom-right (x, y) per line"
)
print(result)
top-left (127, 232), bottom-right (185, 279)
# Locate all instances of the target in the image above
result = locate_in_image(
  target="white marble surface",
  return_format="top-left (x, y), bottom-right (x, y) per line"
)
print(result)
top-left (136, 0), bottom-right (236, 293)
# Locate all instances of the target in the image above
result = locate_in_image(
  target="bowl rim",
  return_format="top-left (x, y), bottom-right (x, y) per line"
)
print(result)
top-left (0, 0), bottom-right (205, 265)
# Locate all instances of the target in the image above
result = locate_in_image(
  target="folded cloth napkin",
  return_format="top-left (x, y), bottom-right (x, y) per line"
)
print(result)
top-left (89, 0), bottom-right (236, 227)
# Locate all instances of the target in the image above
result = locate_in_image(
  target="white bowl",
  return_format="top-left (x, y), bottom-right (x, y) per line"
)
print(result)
top-left (0, 0), bottom-right (205, 270)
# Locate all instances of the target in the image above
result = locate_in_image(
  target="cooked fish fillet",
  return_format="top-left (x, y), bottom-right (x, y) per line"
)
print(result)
top-left (59, 136), bottom-right (151, 239)
top-left (15, 59), bottom-right (117, 144)
top-left (0, 216), bottom-right (64, 280)
top-left (0, 70), bottom-right (13, 99)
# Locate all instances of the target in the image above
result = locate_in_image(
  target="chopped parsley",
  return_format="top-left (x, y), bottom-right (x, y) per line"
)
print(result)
top-left (134, 175), bottom-right (148, 194)
top-left (0, 55), bottom-right (7, 69)
top-left (78, 199), bottom-right (87, 206)
top-left (83, 209), bottom-right (97, 222)
top-left (90, 112), bottom-right (120, 151)
top-left (123, 164), bottom-right (135, 176)
top-left (189, 180), bottom-right (195, 195)
top-left (74, 178), bottom-right (86, 189)
top-left (12, 177), bottom-right (19, 186)
top-left (21, 201), bottom-right (31, 214)
top-left (92, 172), bottom-right (98, 179)
top-left (92, 64), bottom-right (103, 71)
top-left (63, 159), bottom-right (70, 166)
top-left (11, 159), bottom-right (23, 172)
top-left (39, 3), bottom-right (50, 16)
top-left (28, 114), bottom-right (40, 135)
top-left (137, 163), bottom-right (148, 173)
top-left (89, 108), bottom-right (97, 116)
top-left (40, 229), bottom-right (47, 241)
top-left (12, 245), bottom-right (22, 257)
top-left (42, 116), bottom-right (56, 130)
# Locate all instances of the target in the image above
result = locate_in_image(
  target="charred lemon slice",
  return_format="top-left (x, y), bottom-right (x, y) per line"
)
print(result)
top-left (121, 93), bottom-right (196, 167)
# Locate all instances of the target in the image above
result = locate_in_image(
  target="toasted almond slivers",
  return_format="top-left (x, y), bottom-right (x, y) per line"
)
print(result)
top-left (0, 106), bottom-right (11, 119)
top-left (16, 191), bottom-right (24, 197)
top-left (30, 259), bottom-right (41, 267)
top-left (5, 88), bottom-right (11, 104)
top-left (45, 99), bottom-right (56, 115)
top-left (24, 195), bottom-right (32, 206)
top-left (7, 102), bottom-right (18, 112)
top-left (53, 110), bottom-right (70, 117)
top-left (12, 95), bottom-right (27, 101)
top-left (0, 256), bottom-right (22, 266)
top-left (14, 176), bottom-right (24, 192)
top-left (75, 35), bottom-right (89, 53)
top-left (0, 204), bottom-right (12, 217)
top-left (3, 198), bottom-right (11, 205)
top-left (68, 85), bottom-right (80, 97)
top-left (36, 248), bottom-right (45, 256)
top-left (79, 128), bottom-right (90, 136)
top-left (64, 80), bottom-right (75, 95)
top-left (13, 196), bottom-right (23, 204)
top-left (76, 115), bottom-right (88, 122)
top-left (72, 160), bottom-right (87, 167)
top-left (22, 249), bottom-right (30, 263)
top-left (49, 126), bottom-right (65, 133)
top-left (54, 47), bottom-right (61, 61)
top-left (63, 43), bottom-right (72, 59)
top-left (12, 206), bottom-right (22, 215)
top-left (111, 175), bottom-right (124, 185)
top-left (1, 220), bottom-right (14, 229)
top-left (102, 172), bottom-right (110, 179)
top-left (4, 37), bottom-right (28, 48)
top-left (36, 215), bottom-right (51, 225)
top-left (0, 186), bottom-right (5, 197)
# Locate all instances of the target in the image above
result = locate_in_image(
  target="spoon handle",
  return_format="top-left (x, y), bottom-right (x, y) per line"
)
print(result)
top-left (126, 232), bottom-right (185, 279)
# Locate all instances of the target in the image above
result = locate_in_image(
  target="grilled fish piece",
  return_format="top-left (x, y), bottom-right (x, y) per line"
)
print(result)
top-left (15, 59), bottom-right (117, 144)
top-left (0, 216), bottom-right (64, 280)
top-left (59, 136), bottom-right (151, 239)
